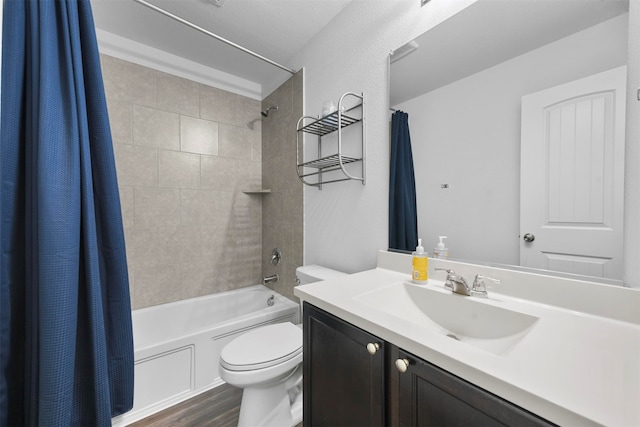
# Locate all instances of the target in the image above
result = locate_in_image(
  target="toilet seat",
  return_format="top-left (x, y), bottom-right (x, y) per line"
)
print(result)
top-left (220, 322), bottom-right (302, 372)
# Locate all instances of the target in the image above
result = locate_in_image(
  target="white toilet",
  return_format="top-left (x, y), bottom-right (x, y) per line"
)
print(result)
top-left (219, 265), bottom-right (346, 427)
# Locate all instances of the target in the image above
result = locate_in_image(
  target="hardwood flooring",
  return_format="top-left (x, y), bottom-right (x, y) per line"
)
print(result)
top-left (129, 383), bottom-right (303, 427)
top-left (130, 383), bottom-right (243, 427)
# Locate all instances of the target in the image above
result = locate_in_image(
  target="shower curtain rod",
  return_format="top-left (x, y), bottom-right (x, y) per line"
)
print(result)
top-left (132, 0), bottom-right (297, 75)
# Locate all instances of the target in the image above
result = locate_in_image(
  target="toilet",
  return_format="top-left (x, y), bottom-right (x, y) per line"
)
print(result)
top-left (218, 265), bottom-right (346, 427)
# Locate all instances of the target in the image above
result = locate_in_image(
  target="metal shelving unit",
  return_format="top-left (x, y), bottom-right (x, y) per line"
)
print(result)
top-left (296, 92), bottom-right (365, 189)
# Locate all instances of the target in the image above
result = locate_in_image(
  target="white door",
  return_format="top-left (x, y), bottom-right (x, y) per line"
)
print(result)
top-left (520, 66), bottom-right (626, 280)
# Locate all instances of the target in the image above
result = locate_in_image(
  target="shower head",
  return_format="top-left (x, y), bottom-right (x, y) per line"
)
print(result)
top-left (261, 105), bottom-right (278, 117)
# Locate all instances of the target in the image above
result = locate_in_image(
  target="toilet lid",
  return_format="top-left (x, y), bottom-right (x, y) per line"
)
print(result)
top-left (220, 322), bottom-right (302, 371)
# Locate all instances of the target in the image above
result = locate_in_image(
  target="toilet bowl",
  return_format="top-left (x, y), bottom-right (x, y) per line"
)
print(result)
top-left (218, 265), bottom-right (346, 427)
top-left (219, 322), bottom-right (303, 427)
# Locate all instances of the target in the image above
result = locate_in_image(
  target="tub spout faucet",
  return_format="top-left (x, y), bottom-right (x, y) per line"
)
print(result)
top-left (263, 274), bottom-right (279, 285)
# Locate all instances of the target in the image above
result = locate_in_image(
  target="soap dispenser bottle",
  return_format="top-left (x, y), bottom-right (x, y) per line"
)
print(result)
top-left (412, 238), bottom-right (428, 284)
top-left (433, 236), bottom-right (449, 259)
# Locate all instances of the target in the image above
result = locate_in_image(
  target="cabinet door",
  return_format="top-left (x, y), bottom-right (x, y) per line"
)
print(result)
top-left (396, 349), bottom-right (554, 427)
top-left (303, 303), bottom-right (385, 427)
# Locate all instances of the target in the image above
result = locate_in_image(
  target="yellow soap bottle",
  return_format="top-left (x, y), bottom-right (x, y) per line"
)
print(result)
top-left (412, 238), bottom-right (428, 284)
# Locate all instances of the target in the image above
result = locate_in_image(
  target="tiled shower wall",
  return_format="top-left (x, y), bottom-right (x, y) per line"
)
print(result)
top-left (101, 54), bottom-right (263, 309)
top-left (261, 71), bottom-right (304, 301)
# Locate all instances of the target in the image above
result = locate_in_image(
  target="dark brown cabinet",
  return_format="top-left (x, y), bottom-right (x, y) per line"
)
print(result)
top-left (304, 302), bottom-right (555, 427)
top-left (396, 348), bottom-right (553, 426)
top-left (303, 302), bottom-right (385, 427)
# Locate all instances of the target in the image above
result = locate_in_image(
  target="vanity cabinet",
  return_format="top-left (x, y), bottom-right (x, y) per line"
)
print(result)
top-left (394, 347), bottom-right (553, 426)
top-left (303, 303), bottom-right (385, 426)
top-left (303, 303), bottom-right (554, 427)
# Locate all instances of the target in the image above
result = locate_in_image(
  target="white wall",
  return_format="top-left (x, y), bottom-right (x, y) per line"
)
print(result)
top-left (292, 0), bottom-right (640, 289)
top-left (289, 0), bottom-right (477, 273)
top-left (396, 15), bottom-right (627, 265)
top-left (624, 0), bottom-right (640, 288)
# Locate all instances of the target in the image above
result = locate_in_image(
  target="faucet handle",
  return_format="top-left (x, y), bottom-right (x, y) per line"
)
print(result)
top-left (471, 274), bottom-right (501, 298)
top-left (434, 268), bottom-right (455, 290)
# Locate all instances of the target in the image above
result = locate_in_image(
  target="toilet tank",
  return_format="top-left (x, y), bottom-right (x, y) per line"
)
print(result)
top-left (296, 265), bottom-right (346, 285)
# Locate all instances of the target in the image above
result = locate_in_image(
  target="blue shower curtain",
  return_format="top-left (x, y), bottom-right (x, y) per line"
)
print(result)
top-left (1, 0), bottom-right (134, 425)
top-left (389, 111), bottom-right (418, 252)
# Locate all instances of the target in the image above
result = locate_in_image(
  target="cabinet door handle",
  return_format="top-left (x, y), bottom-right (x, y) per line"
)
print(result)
top-left (366, 342), bottom-right (380, 355)
top-left (395, 358), bottom-right (410, 373)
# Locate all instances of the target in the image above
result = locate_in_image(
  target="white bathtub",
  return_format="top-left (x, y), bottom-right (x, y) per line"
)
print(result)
top-left (112, 285), bottom-right (300, 426)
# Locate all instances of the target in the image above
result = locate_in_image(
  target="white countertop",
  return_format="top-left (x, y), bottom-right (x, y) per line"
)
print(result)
top-left (294, 251), bottom-right (640, 426)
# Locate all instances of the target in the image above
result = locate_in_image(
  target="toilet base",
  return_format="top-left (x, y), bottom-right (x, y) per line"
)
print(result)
top-left (290, 385), bottom-right (303, 426)
top-left (236, 365), bottom-right (303, 427)
top-left (238, 385), bottom-right (302, 427)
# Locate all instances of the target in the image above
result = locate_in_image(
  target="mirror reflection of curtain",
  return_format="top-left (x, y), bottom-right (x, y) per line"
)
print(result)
top-left (389, 111), bottom-right (418, 252)
top-left (1, 0), bottom-right (134, 424)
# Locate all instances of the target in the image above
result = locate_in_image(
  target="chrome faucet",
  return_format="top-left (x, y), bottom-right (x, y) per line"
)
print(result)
top-left (434, 268), bottom-right (501, 297)
top-left (269, 248), bottom-right (282, 266)
top-left (448, 273), bottom-right (472, 296)
top-left (470, 274), bottom-right (502, 298)
top-left (435, 268), bottom-right (471, 295)
top-left (263, 274), bottom-right (279, 285)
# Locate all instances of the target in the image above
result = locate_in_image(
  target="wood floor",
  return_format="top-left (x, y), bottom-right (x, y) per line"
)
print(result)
top-left (129, 383), bottom-right (303, 427)
top-left (130, 383), bottom-right (243, 427)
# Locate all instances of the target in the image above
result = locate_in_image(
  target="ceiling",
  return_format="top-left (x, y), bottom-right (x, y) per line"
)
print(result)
top-left (91, 0), bottom-right (353, 96)
top-left (390, 0), bottom-right (629, 106)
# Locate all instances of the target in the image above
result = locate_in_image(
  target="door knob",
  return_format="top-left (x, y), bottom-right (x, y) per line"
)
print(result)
top-left (523, 233), bottom-right (535, 242)
top-left (395, 358), bottom-right (410, 373)
top-left (366, 342), bottom-right (380, 355)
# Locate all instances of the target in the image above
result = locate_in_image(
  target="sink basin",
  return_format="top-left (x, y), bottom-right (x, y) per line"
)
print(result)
top-left (354, 282), bottom-right (539, 355)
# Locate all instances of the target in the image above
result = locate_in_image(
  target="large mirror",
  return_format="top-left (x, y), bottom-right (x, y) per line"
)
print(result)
top-left (390, 0), bottom-right (631, 285)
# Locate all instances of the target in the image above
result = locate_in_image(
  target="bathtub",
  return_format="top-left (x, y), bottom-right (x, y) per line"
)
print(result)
top-left (112, 285), bottom-right (299, 426)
